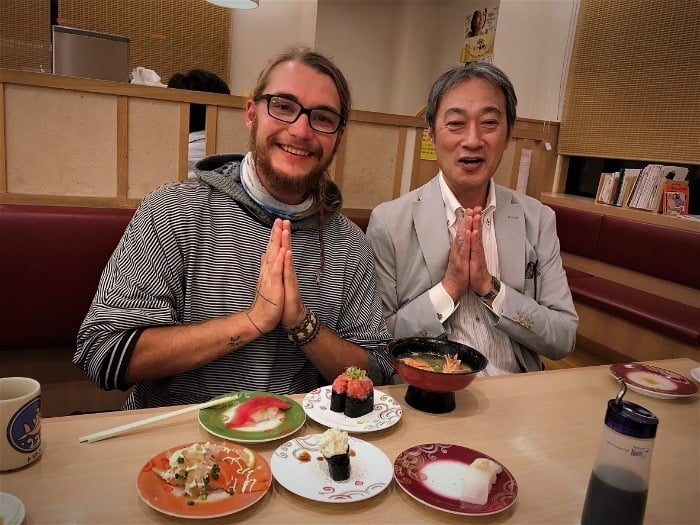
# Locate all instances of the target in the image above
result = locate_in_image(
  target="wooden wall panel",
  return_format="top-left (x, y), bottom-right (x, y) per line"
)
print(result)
top-left (127, 98), bottom-right (180, 199)
top-left (215, 107), bottom-right (249, 157)
top-left (5, 85), bottom-right (116, 197)
top-left (340, 123), bottom-right (399, 209)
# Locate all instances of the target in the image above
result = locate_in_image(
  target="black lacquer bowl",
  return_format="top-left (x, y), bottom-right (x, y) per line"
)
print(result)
top-left (389, 337), bottom-right (487, 414)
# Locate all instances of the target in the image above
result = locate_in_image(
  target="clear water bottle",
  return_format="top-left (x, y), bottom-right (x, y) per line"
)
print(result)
top-left (581, 380), bottom-right (658, 525)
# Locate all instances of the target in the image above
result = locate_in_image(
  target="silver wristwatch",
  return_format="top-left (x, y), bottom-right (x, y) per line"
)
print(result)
top-left (476, 275), bottom-right (501, 302)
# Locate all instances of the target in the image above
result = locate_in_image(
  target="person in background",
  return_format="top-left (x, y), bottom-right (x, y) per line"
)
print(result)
top-left (366, 62), bottom-right (578, 375)
top-left (167, 69), bottom-right (231, 178)
top-left (75, 47), bottom-right (394, 409)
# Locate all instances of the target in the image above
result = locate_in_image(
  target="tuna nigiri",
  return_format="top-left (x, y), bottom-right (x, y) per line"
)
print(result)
top-left (226, 395), bottom-right (292, 428)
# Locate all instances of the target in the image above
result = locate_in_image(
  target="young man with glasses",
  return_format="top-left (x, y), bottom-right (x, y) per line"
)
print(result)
top-left (75, 47), bottom-right (395, 409)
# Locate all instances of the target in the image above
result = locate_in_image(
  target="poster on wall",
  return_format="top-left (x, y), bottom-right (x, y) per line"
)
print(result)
top-left (460, 5), bottom-right (499, 64)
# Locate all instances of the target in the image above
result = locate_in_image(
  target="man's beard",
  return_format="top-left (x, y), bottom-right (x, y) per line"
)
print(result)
top-left (249, 119), bottom-right (336, 200)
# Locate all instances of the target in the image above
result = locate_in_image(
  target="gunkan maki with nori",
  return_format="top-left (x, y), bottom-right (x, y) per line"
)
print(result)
top-left (318, 427), bottom-right (350, 481)
top-left (330, 369), bottom-right (349, 413)
top-left (335, 366), bottom-right (374, 418)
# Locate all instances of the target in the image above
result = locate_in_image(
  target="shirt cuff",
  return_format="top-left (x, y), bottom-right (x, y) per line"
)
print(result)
top-left (428, 282), bottom-right (458, 323)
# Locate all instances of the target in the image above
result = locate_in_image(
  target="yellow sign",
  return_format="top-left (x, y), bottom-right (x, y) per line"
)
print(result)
top-left (460, 32), bottom-right (496, 64)
top-left (420, 130), bottom-right (437, 161)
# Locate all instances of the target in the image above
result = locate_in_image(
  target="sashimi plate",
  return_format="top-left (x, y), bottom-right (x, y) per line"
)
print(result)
top-left (303, 386), bottom-right (402, 432)
top-left (199, 391), bottom-right (305, 443)
top-left (609, 363), bottom-right (698, 399)
top-left (137, 441), bottom-right (271, 519)
top-left (271, 434), bottom-right (393, 503)
top-left (394, 443), bottom-right (518, 516)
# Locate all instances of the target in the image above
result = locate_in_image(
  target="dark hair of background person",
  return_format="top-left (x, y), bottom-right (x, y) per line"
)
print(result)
top-left (425, 62), bottom-right (517, 140)
top-left (167, 69), bottom-right (230, 132)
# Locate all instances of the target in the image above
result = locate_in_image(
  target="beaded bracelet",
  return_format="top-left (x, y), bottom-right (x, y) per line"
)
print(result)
top-left (284, 308), bottom-right (321, 346)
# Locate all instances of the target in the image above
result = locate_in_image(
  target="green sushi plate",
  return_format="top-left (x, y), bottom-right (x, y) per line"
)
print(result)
top-left (198, 391), bottom-right (306, 444)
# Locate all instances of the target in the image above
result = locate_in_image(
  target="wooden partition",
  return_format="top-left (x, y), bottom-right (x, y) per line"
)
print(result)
top-left (1, 69), bottom-right (563, 416)
top-left (1, 68), bottom-right (560, 211)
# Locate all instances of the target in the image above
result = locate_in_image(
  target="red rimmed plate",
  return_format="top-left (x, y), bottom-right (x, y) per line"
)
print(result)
top-left (394, 443), bottom-right (517, 516)
top-left (137, 441), bottom-right (271, 519)
top-left (609, 363), bottom-right (698, 399)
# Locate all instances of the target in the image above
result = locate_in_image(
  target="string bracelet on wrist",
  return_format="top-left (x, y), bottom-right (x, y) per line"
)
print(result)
top-left (245, 310), bottom-right (264, 335)
top-left (284, 308), bottom-right (320, 346)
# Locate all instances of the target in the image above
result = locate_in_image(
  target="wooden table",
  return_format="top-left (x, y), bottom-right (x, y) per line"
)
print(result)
top-left (1, 358), bottom-right (698, 524)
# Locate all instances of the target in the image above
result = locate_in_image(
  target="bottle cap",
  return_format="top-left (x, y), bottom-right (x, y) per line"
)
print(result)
top-left (605, 399), bottom-right (658, 439)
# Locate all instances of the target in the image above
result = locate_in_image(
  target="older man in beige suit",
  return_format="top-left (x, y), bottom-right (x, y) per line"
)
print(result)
top-left (366, 62), bottom-right (578, 374)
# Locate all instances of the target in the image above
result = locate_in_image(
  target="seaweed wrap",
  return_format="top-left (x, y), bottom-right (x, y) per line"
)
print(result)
top-left (330, 370), bottom-right (349, 413)
top-left (343, 367), bottom-right (374, 418)
top-left (318, 428), bottom-right (350, 481)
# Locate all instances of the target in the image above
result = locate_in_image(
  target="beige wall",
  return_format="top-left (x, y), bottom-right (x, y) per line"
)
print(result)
top-left (229, 0), bottom-right (318, 96)
top-left (227, 0), bottom-right (577, 122)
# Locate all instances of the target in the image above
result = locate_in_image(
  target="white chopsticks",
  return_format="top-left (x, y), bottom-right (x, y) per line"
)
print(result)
top-left (78, 394), bottom-right (239, 444)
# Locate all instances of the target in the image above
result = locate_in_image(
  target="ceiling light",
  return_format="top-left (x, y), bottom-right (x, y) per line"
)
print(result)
top-left (206, 0), bottom-right (259, 8)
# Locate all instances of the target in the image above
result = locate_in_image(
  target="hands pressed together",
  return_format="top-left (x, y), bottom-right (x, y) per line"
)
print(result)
top-left (245, 219), bottom-right (307, 335)
top-left (441, 207), bottom-right (493, 302)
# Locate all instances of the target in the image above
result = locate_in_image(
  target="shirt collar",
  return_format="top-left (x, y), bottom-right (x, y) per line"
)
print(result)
top-left (437, 172), bottom-right (497, 228)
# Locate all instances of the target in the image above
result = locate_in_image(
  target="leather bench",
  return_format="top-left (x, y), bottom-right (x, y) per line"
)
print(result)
top-left (0, 204), bottom-right (136, 349)
top-left (0, 203), bottom-right (372, 350)
top-left (550, 204), bottom-right (700, 349)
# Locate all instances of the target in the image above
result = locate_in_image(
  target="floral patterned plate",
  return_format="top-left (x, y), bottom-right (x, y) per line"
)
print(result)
top-left (609, 363), bottom-right (698, 399)
top-left (271, 434), bottom-right (392, 503)
top-left (302, 386), bottom-right (402, 433)
top-left (394, 443), bottom-right (517, 516)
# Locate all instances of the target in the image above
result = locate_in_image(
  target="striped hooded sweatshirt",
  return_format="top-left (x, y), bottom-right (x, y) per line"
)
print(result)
top-left (74, 154), bottom-right (394, 409)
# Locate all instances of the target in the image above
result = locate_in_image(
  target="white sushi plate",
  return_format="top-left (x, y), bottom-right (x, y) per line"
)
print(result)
top-left (271, 434), bottom-right (393, 503)
top-left (302, 386), bottom-right (402, 433)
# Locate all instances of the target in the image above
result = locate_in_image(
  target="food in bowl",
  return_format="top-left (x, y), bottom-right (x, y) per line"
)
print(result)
top-left (389, 337), bottom-right (487, 397)
top-left (399, 351), bottom-right (471, 373)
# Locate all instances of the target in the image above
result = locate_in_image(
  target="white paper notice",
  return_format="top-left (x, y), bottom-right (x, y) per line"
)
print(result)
top-left (516, 149), bottom-right (532, 194)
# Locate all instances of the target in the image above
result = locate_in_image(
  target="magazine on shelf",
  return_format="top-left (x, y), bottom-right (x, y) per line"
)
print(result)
top-left (617, 168), bottom-right (640, 207)
top-left (627, 164), bottom-right (688, 212)
top-left (595, 172), bottom-right (621, 205)
top-left (661, 180), bottom-right (689, 215)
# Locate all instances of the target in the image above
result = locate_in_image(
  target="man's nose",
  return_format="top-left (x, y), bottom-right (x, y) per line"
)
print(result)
top-left (461, 122), bottom-right (482, 148)
top-left (288, 111), bottom-right (314, 137)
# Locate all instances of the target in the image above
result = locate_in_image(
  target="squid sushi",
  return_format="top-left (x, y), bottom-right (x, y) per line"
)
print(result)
top-left (318, 428), bottom-right (350, 481)
top-left (344, 367), bottom-right (374, 418)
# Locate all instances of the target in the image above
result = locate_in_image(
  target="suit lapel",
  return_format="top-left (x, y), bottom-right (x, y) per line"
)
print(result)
top-left (413, 177), bottom-right (450, 285)
top-left (494, 186), bottom-right (526, 289)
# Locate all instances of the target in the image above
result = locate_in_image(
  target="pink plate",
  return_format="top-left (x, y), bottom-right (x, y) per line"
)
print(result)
top-left (393, 443), bottom-right (517, 516)
top-left (609, 363), bottom-right (698, 399)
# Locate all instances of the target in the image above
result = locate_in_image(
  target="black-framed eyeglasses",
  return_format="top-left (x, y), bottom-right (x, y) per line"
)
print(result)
top-left (254, 94), bottom-right (344, 134)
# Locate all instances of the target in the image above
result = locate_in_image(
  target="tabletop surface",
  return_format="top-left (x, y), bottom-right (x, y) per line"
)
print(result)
top-left (1, 358), bottom-right (698, 524)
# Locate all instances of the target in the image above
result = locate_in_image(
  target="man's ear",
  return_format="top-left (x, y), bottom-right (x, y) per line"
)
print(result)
top-left (244, 99), bottom-right (256, 131)
top-left (427, 127), bottom-right (436, 146)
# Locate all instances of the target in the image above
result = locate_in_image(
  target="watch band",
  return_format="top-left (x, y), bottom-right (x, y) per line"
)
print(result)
top-left (476, 275), bottom-right (501, 301)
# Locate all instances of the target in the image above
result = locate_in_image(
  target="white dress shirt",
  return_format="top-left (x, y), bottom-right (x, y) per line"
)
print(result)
top-left (427, 173), bottom-right (520, 375)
